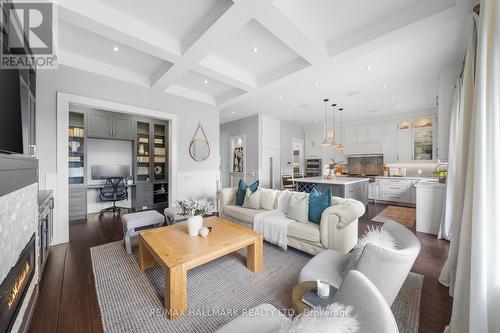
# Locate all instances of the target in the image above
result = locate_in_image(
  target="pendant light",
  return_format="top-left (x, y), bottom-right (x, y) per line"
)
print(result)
top-left (337, 107), bottom-right (345, 150)
top-left (330, 103), bottom-right (340, 148)
top-left (320, 98), bottom-right (331, 146)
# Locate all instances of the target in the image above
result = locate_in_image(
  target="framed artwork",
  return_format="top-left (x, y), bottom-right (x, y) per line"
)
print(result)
top-left (232, 147), bottom-right (244, 172)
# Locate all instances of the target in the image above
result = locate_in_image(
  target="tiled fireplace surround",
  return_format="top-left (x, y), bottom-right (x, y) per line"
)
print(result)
top-left (0, 183), bottom-right (39, 332)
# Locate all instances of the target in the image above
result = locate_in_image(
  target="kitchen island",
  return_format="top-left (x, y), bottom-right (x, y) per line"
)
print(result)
top-left (295, 176), bottom-right (369, 206)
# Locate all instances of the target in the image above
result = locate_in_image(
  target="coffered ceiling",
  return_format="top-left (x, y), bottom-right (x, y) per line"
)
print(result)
top-left (56, 0), bottom-right (472, 124)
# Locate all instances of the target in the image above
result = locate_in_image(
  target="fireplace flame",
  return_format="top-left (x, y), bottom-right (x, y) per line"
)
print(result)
top-left (7, 262), bottom-right (30, 309)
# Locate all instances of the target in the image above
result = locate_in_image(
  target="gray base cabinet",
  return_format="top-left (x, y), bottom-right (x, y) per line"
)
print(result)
top-left (69, 187), bottom-right (87, 221)
top-left (135, 183), bottom-right (154, 210)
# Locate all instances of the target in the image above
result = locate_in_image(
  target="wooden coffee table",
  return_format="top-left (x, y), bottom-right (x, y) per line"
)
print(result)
top-left (292, 281), bottom-right (315, 314)
top-left (138, 216), bottom-right (263, 319)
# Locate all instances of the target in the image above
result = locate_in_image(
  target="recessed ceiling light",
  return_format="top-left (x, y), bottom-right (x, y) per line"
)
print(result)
top-left (250, 104), bottom-right (255, 108)
top-left (391, 96), bottom-right (395, 100)
top-left (252, 47), bottom-right (259, 53)
top-left (314, 120), bottom-right (318, 123)
top-left (278, 95), bottom-right (282, 100)
top-left (204, 79), bottom-right (208, 84)
top-left (231, 111), bottom-right (234, 114)
top-left (113, 46), bottom-right (120, 52)
top-left (287, 109), bottom-right (290, 113)
top-left (301, 115), bottom-right (305, 119)
top-left (382, 84), bottom-right (388, 88)
top-left (396, 105), bottom-right (400, 109)
top-left (366, 65), bottom-right (373, 70)
top-left (314, 83), bottom-right (320, 88)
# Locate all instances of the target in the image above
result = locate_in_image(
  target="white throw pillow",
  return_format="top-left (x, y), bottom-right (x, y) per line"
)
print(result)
top-left (286, 193), bottom-right (309, 224)
top-left (277, 190), bottom-right (291, 212)
top-left (242, 188), bottom-right (261, 210)
top-left (260, 188), bottom-right (277, 210)
top-left (344, 226), bottom-right (397, 273)
top-left (278, 303), bottom-right (359, 333)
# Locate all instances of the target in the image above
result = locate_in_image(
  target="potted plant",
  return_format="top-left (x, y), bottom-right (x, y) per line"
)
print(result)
top-left (176, 198), bottom-right (215, 236)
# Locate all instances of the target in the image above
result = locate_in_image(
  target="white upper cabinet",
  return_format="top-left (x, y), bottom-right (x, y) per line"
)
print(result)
top-left (368, 123), bottom-right (385, 143)
top-left (383, 121), bottom-right (398, 163)
top-left (357, 124), bottom-right (370, 143)
top-left (305, 126), bottom-right (324, 158)
top-left (344, 125), bottom-right (358, 145)
top-left (397, 121), bottom-right (412, 162)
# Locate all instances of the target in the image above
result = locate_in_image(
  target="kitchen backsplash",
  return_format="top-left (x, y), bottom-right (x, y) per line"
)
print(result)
top-left (385, 163), bottom-right (439, 177)
top-left (347, 156), bottom-right (384, 175)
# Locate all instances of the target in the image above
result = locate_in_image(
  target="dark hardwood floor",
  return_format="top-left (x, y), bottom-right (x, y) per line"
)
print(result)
top-left (28, 203), bottom-right (452, 333)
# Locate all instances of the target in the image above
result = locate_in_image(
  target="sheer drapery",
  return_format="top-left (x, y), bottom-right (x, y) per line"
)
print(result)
top-left (440, 0), bottom-right (500, 331)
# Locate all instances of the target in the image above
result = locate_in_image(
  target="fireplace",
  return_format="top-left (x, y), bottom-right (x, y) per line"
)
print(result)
top-left (0, 234), bottom-right (36, 333)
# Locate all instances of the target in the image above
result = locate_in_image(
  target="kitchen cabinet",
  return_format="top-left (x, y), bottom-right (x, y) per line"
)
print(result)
top-left (413, 116), bottom-right (434, 161)
top-left (383, 121), bottom-right (398, 163)
top-left (87, 110), bottom-right (134, 140)
top-left (416, 181), bottom-right (445, 235)
top-left (344, 125), bottom-right (358, 145)
top-left (369, 123), bottom-right (385, 143)
top-left (375, 178), bottom-right (416, 206)
top-left (397, 124), bottom-right (412, 162)
top-left (304, 127), bottom-right (323, 158)
top-left (357, 124), bottom-right (370, 143)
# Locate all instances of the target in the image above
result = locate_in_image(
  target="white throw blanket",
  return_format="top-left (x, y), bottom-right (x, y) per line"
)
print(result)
top-left (253, 210), bottom-right (292, 250)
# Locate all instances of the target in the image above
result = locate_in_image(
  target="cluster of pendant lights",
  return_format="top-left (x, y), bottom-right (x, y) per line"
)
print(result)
top-left (320, 98), bottom-right (345, 149)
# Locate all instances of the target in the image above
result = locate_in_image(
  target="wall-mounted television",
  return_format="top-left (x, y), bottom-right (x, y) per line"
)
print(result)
top-left (0, 68), bottom-right (24, 154)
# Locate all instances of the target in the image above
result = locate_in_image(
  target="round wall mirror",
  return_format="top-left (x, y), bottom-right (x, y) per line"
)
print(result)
top-left (189, 139), bottom-right (210, 162)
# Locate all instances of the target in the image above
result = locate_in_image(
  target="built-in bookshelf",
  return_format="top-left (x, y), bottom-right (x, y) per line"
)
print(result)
top-left (153, 123), bottom-right (167, 182)
top-left (136, 121), bottom-right (150, 182)
top-left (68, 112), bottom-right (85, 185)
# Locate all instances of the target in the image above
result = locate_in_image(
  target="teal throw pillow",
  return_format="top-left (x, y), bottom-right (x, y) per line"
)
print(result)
top-left (308, 185), bottom-right (331, 224)
top-left (236, 179), bottom-right (259, 206)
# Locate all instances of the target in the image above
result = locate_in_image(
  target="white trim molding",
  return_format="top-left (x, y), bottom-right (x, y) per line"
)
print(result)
top-left (55, 92), bottom-right (178, 245)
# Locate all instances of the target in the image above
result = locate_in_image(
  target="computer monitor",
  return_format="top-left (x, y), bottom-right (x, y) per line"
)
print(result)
top-left (91, 165), bottom-right (130, 180)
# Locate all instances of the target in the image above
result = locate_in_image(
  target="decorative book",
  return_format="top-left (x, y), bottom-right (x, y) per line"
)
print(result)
top-left (301, 286), bottom-right (337, 308)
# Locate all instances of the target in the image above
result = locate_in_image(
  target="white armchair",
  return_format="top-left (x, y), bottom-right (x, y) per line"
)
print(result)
top-left (299, 220), bottom-right (421, 306)
top-left (215, 271), bottom-right (399, 333)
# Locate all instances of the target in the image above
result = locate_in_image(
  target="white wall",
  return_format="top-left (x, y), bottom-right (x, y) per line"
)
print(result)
top-left (259, 115), bottom-right (281, 189)
top-left (36, 65), bottom-right (220, 203)
top-left (280, 122), bottom-right (304, 175)
top-left (219, 115), bottom-right (259, 187)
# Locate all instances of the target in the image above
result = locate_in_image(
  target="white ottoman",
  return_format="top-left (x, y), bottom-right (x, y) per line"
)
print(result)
top-left (122, 210), bottom-right (165, 254)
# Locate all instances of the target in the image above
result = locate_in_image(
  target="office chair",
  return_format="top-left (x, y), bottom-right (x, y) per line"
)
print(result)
top-left (98, 177), bottom-right (128, 220)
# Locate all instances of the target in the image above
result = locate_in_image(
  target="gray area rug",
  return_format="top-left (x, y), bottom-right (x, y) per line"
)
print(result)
top-left (91, 240), bottom-right (423, 333)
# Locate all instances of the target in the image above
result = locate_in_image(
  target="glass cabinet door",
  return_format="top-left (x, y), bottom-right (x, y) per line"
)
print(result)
top-left (413, 117), bottom-right (433, 160)
top-left (153, 123), bottom-right (167, 181)
top-left (68, 112), bottom-right (85, 184)
top-left (136, 121), bottom-right (150, 182)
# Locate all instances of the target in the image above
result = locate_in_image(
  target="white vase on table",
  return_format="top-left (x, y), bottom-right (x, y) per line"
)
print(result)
top-left (187, 215), bottom-right (203, 236)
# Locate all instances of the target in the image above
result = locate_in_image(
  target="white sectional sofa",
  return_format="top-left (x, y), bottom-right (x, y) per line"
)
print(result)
top-left (219, 187), bottom-right (366, 255)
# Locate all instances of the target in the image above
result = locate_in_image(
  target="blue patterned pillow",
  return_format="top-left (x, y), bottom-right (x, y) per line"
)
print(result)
top-left (308, 185), bottom-right (331, 224)
top-left (236, 180), bottom-right (259, 206)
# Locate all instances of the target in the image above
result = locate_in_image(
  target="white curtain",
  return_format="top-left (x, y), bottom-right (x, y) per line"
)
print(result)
top-left (439, 0), bottom-right (500, 331)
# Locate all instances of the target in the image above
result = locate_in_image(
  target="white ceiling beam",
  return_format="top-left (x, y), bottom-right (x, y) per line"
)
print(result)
top-left (219, 0), bottom-right (460, 109)
top-left (165, 85), bottom-right (216, 105)
top-left (151, 1), bottom-right (255, 91)
top-left (253, 4), bottom-right (328, 65)
top-left (57, 0), bottom-right (180, 63)
top-left (58, 50), bottom-right (152, 87)
top-left (327, 0), bottom-right (457, 56)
